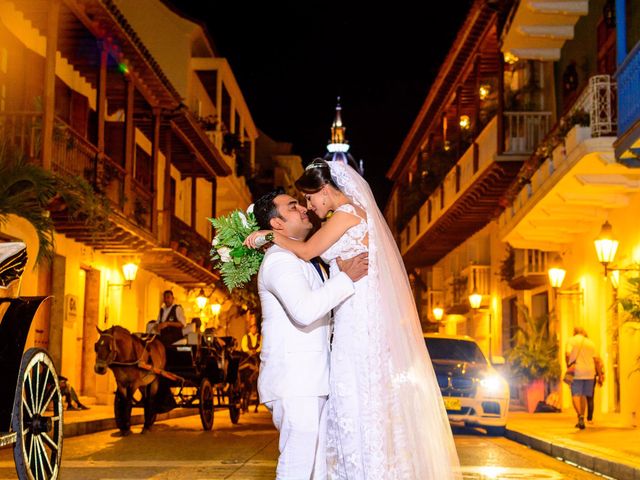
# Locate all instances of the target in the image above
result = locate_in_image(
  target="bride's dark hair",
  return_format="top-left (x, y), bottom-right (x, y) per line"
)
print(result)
top-left (295, 158), bottom-right (340, 193)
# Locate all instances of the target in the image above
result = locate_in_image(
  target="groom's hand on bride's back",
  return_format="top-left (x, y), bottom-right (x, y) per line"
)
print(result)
top-left (336, 253), bottom-right (368, 282)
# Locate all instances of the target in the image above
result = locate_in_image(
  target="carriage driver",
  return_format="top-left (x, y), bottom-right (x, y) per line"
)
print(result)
top-left (241, 317), bottom-right (261, 355)
top-left (149, 290), bottom-right (187, 345)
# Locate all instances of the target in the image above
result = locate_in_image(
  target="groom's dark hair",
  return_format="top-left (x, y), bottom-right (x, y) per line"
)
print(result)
top-left (254, 188), bottom-right (285, 230)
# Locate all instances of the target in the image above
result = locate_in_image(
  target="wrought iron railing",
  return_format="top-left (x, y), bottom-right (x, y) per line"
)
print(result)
top-left (617, 40), bottom-right (640, 135)
top-left (568, 74), bottom-right (617, 137)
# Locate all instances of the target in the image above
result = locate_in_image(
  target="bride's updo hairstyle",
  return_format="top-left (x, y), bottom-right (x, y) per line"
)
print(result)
top-left (295, 158), bottom-right (340, 194)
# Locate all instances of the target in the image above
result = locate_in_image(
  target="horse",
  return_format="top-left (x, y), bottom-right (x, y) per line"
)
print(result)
top-left (94, 325), bottom-right (167, 435)
top-left (238, 352), bottom-right (260, 413)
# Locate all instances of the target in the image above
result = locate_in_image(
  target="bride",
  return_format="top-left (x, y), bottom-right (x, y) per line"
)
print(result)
top-left (246, 159), bottom-right (460, 479)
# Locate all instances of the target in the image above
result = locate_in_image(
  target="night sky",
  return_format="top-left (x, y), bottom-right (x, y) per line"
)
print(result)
top-left (169, 1), bottom-right (474, 205)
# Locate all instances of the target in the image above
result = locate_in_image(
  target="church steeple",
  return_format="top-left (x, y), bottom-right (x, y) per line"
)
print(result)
top-left (324, 97), bottom-right (364, 175)
top-left (327, 97), bottom-right (349, 153)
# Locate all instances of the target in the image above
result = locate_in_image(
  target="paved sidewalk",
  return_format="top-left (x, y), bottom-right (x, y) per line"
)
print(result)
top-left (506, 411), bottom-right (640, 480)
top-left (62, 403), bottom-right (196, 438)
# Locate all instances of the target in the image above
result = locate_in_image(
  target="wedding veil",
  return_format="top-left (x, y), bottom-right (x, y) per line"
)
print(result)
top-left (328, 161), bottom-right (461, 479)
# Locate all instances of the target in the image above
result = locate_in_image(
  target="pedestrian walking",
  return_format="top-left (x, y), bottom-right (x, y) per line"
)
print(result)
top-left (566, 327), bottom-right (599, 429)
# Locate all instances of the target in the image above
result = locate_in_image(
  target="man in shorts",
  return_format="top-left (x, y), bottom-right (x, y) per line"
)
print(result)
top-left (566, 327), bottom-right (598, 429)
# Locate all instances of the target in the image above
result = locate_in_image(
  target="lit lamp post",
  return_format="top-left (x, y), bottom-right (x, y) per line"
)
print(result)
top-left (547, 254), bottom-right (583, 300)
top-left (547, 255), bottom-right (567, 289)
top-left (105, 261), bottom-right (139, 323)
top-left (432, 306), bottom-right (444, 322)
top-left (468, 290), bottom-right (492, 361)
top-left (195, 288), bottom-right (208, 311)
top-left (594, 221), bottom-right (619, 276)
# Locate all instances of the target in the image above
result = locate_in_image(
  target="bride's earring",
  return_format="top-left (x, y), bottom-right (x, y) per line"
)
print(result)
top-left (323, 199), bottom-right (326, 206)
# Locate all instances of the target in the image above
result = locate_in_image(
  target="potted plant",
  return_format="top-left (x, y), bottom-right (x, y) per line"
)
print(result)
top-left (507, 306), bottom-right (561, 412)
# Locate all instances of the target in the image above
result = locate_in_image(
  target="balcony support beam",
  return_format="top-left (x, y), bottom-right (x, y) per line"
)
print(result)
top-left (151, 108), bottom-right (161, 237)
top-left (123, 78), bottom-right (135, 215)
top-left (96, 43), bottom-right (108, 152)
top-left (161, 130), bottom-right (173, 246)
top-left (42, 0), bottom-right (60, 170)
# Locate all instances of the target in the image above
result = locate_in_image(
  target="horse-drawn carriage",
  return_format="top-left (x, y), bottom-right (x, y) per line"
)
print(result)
top-left (94, 324), bottom-right (244, 434)
top-left (0, 243), bottom-right (64, 480)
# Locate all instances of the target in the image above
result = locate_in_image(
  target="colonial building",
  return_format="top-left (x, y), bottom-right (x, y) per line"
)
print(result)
top-left (387, 0), bottom-right (640, 421)
top-left (0, 0), bottom-right (256, 403)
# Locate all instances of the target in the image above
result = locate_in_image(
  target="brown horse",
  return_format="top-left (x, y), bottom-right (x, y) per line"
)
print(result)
top-left (238, 352), bottom-right (260, 413)
top-left (94, 325), bottom-right (167, 435)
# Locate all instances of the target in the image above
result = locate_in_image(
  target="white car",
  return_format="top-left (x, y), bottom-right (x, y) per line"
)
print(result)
top-left (424, 333), bottom-right (509, 435)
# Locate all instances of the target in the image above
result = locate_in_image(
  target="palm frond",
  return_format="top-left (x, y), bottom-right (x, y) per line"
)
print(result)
top-left (0, 141), bottom-right (56, 263)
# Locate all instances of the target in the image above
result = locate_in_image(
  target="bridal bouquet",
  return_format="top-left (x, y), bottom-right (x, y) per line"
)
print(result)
top-left (209, 205), bottom-right (263, 290)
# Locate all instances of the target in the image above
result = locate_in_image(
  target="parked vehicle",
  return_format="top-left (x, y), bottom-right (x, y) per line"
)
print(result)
top-left (424, 333), bottom-right (509, 435)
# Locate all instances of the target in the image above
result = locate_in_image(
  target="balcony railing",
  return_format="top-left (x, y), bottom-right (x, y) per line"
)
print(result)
top-left (499, 75), bottom-right (618, 242)
top-left (504, 111), bottom-right (552, 154)
top-left (617, 40), bottom-right (640, 135)
top-left (0, 111), bottom-right (147, 228)
top-left (0, 112), bottom-right (41, 157)
top-left (568, 74), bottom-right (617, 137)
top-left (399, 117), bottom-right (498, 251)
top-left (514, 248), bottom-right (548, 278)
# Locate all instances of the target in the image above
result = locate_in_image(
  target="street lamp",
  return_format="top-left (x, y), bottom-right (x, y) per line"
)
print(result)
top-left (105, 261), bottom-right (139, 323)
top-left (432, 306), bottom-right (444, 322)
top-left (468, 290), bottom-right (483, 309)
top-left (594, 221), bottom-right (619, 276)
top-left (547, 255), bottom-right (567, 289)
top-left (107, 261), bottom-right (139, 289)
top-left (593, 221), bottom-right (640, 280)
top-left (547, 254), bottom-right (583, 299)
top-left (195, 288), bottom-right (208, 310)
top-left (468, 292), bottom-right (492, 362)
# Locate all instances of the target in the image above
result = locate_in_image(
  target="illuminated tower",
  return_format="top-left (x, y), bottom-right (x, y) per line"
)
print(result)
top-left (324, 97), bottom-right (364, 175)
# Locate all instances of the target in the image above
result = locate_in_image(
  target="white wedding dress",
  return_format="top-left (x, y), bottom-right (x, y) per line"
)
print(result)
top-left (320, 162), bottom-right (461, 480)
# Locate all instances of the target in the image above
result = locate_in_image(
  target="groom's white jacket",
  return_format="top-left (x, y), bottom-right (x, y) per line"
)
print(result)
top-left (257, 245), bottom-right (355, 403)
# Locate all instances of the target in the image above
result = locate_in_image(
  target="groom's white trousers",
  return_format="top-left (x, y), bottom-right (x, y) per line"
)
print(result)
top-left (265, 396), bottom-right (327, 480)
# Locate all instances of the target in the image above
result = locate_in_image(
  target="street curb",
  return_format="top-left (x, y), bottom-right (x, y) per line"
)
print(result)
top-left (505, 427), bottom-right (640, 480)
top-left (63, 408), bottom-right (198, 438)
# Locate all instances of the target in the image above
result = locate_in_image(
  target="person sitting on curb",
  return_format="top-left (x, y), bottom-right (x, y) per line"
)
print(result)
top-left (59, 376), bottom-right (89, 411)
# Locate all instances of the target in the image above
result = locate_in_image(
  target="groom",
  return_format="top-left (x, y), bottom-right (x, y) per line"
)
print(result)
top-left (254, 189), bottom-right (367, 480)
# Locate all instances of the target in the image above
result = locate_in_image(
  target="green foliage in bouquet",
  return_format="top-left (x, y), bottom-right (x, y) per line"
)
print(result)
top-left (209, 207), bottom-right (263, 290)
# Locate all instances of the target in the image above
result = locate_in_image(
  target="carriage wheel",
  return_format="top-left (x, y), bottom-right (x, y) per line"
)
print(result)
top-left (228, 377), bottom-right (242, 425)
top-left (12, 348), bottom-right (63, 480)
top-left (199, 378), bottom-right (214, 431)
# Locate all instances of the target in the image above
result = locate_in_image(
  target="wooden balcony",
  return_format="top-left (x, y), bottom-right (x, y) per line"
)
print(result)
top-left (0, 111), bottom-right (157, 252)
top-left (399, 117), bottom-right (525, 268)
top-left (140, 216), bottom-right (218, 288)
top-left (498, 76), bottom-right (631, 252)
top-left (509, 249), bottom-right (549, 290)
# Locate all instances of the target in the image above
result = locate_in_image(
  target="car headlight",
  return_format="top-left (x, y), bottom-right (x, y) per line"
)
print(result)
top-left (480, 374), bottom-right (507, 395)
